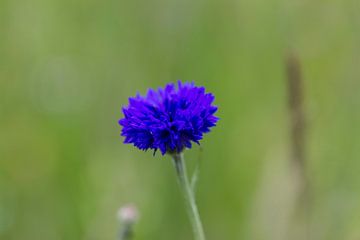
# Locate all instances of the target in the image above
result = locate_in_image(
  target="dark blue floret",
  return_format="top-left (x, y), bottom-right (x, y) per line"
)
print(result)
top-left (119, 81), bottom-right (219, 155)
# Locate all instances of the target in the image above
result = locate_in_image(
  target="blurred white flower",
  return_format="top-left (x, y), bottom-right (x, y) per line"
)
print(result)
top-left (117, 204), bottom-right (139, 224)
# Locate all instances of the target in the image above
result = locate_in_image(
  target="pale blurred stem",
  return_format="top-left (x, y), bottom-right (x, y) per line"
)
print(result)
top-left (118, 223), bottom-right (133, 240)
top-left (172, 152), bottom-right (206, 240)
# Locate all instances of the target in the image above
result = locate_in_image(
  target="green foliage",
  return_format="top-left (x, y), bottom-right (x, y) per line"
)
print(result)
top-left (0, 0), bottom-right (359, 239)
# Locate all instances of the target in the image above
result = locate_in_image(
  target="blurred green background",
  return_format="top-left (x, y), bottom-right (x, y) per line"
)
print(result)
top-left (1, 0), bottom-right (359, 239)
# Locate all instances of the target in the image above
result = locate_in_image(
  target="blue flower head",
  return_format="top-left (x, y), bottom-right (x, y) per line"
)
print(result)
top-left (119, 81), bottom-right (219, 155)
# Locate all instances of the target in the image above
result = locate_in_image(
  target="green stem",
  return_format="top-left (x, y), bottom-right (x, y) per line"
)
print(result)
top-left (172, 152), bottom-right (206, 240)
top-left (118, 223), bottom-right (133, 240)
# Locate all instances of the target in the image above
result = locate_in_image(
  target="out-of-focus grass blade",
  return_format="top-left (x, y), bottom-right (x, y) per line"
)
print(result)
top-left (191, 147), bottom-right (203, 194)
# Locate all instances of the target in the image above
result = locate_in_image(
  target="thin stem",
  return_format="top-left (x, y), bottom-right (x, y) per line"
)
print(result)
top-left (118, 223), bottom-right (133, 240)
top-left (172, 152), bottom-right (206, 240)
